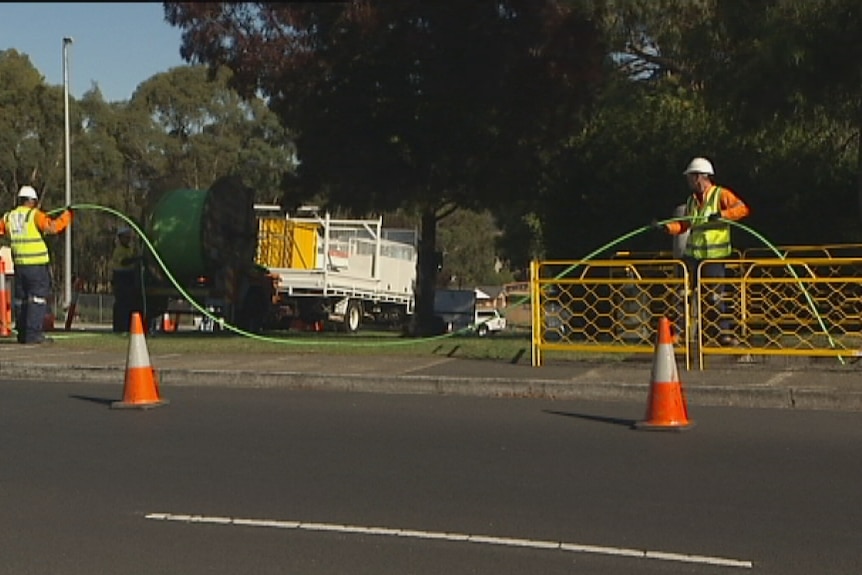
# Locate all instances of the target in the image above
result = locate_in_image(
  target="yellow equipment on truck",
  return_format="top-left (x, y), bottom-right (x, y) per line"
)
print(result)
top-left (255, 205), bottom-right (417, 333)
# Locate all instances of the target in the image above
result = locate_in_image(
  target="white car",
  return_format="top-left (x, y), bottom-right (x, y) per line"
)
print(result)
top-left (474, 309), bottom-right (506, 337)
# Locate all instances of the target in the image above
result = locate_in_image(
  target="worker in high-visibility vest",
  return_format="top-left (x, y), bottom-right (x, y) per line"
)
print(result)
top-left (653, 157), bottom-right (750, 346)
top-left (110, 226), bottom-right (143, 333)
top-left (0, 186), bottom-right (73, 344)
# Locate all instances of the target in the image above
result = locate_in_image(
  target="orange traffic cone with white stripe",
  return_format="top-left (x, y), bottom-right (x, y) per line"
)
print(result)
top-left (633, 316), bottom-right (693, 431)
top-left (112, 312), bottom-right (169, 410)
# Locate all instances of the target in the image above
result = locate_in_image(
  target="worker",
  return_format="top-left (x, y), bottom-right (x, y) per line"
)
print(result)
top-left (110, 226), bottom-right (143, 333)
top-left (653, 157), bottom-right (750, 346)
top-left (0, 185), bottom-right (73, 344)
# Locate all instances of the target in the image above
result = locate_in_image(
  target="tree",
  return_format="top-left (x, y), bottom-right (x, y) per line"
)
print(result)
top-left (587, 0), bottom-right (862, 243)
top-left (129, 65), bottom-right (296, 200)
top-left (0, 50), bottom-right (66, 208)
top-left (437, 209), bottom-right (514, 288)
top-left (164, 1), bottom-right (605, 334)
top-left (701, 0), bottom-right (862, 236)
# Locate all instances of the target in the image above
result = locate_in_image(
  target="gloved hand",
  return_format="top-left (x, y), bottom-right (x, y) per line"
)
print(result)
top-left (708, 212), bottom-right (722, 222)
top-left (65, 205), bottom-right (74, 213)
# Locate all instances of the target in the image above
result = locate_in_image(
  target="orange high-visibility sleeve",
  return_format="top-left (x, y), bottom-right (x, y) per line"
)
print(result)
top-left (34, 209), bottom-right (73, 235)
top-left (665, 220), bottom-right (690, 235)
top-left (717, 187), bottom-right (750, 221)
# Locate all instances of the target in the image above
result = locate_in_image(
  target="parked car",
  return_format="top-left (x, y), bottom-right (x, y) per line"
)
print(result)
top-left (473, 308), bottom-right (506, 337)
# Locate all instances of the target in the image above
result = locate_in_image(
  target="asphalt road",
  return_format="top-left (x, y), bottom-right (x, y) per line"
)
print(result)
top-left (1, 379), bottom-right (860, 575)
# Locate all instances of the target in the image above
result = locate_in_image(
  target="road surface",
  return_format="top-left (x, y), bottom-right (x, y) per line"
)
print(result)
top-left (1, 379), bottom-right (860, 574)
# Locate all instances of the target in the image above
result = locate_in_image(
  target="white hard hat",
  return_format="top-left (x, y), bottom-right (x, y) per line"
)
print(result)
top-left (683, 157), bottom-right (714, 176)
top-left (17, 185), bottom-right (38, 200)
top-left (117, 226), bottom-right (132, 236)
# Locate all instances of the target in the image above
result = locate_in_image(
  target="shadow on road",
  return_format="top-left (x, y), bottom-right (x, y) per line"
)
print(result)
top-left (69, 394), bottom-right (116, 406)
top-left (543, 409), bottom-right (636, 428)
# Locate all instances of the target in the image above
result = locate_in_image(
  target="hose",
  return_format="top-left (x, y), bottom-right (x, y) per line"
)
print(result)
top-left (56, 204), bottom-right (454, 347)
top-left (49, 204), bottom-right (847, 359)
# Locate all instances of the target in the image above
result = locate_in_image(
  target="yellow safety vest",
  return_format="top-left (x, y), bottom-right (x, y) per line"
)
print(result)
top-left (112, 243), bottom-right (138, 272)
top-left (3, 206), bottom-right (50, 265)
top-left (684, 186), bottom-right (732, 259)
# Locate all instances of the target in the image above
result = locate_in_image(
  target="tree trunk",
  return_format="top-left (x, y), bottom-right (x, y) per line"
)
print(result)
top-left (413, 208), bottom-right (439, 336)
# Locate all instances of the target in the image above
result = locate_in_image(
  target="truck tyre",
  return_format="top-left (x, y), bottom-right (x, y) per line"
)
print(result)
top-left (477, 324), bottom-right (489, 338)
top-left (344, 299), bottom-right (362, 333)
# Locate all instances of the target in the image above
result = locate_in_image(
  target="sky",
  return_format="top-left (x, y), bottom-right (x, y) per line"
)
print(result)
top-left (0, 3), bottom-right (188, 103)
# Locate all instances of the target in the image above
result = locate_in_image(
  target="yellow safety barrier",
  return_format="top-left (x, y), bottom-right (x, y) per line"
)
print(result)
top-left (697, 257), bottom-right (862, 368)
top-left (742, 243), bottom-right (862, 260)
top-left (531, 259), bottom-right (690, 369)
top-left (531, 253), bottom-right (862, 370)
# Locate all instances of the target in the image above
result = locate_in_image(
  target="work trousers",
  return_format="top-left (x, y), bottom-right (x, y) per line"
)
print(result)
top-left (13, 264), bottom-right (52, 344)
top-left (111, 268), bottom-right (141, 333)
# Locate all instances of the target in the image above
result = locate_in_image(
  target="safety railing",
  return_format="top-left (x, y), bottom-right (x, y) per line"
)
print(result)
top-left (531, 259), bottom-right (691, 368)
top-left (531, 255), bottom-right (862, 370)
top-left (741, 243), bottom-right (862, 260)
top-left (697, 257), bottom-right (862, 367)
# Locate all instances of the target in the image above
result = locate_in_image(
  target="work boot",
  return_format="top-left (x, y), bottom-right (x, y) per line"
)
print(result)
top-left (23, 336), bottom-right (54, 345)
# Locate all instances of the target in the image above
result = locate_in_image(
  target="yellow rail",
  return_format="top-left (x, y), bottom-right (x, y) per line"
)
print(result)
top-left (530, 254), bottom-right (862, 370)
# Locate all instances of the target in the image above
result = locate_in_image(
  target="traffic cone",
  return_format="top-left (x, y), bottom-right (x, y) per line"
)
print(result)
top-left (0, 259), bottom-right (10, 337)
top-left (161, 312), bottom-right (177, 333)
top-left (633, 316), bottom-right (693, 431)
top-left (112, 312), bottom-right (169, 410)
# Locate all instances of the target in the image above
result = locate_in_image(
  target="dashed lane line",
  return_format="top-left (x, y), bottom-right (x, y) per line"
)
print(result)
top-left (145, 512), bottom-right (753, 569)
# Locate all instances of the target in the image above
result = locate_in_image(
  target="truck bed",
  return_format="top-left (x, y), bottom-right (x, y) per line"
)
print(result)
top-left (269, 267), bottom-right (414, 304)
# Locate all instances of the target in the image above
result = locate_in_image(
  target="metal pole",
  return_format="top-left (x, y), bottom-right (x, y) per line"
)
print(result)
top-left (63, 37), bottom-right (73, 308)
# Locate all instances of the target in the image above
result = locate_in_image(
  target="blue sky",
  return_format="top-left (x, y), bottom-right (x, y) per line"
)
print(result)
top-left (1, 3), bottom-right (188, 102)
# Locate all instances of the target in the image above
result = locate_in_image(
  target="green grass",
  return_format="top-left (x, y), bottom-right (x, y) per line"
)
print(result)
top-left (0, 325), bottom-right (634, 364)
top-left (2, 327), bottom-right (544, 362)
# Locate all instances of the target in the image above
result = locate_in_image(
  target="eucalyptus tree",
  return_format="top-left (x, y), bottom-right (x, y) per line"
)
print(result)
top-left (72, 88), bottom-right (129, 288)
top-left (437, 209), bottom-right (514, 288)
top-left (0, 49), bottom-right (66, 210)
top-left (128, 64), bottom-right (296, 202)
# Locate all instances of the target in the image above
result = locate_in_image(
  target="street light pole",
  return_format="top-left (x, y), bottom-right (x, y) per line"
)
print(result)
top-left (62, 36), bottom-right (73, 308)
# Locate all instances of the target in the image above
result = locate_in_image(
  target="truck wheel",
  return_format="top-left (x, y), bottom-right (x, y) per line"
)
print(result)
top-left (344, 300), bottom-right (362, 333)
top-left (477, 324), bottom-right (489, 338)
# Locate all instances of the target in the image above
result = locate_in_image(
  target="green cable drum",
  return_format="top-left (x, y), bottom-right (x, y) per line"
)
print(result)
top-left (148, 188), bottom-right (209, 282)
top-left (147, 177), bottom-right (258, 285)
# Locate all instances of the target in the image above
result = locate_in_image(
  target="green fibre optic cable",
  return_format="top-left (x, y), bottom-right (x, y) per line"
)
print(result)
top-left (51, 204), bottom-right (846, 359)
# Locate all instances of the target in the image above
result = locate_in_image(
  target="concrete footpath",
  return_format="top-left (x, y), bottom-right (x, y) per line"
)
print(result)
top-left (2, 331), bottom-right (862, 412)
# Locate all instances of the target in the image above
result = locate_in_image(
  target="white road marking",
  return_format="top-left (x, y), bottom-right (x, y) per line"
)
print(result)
top-left (145, 512), bottom-right (753, 569)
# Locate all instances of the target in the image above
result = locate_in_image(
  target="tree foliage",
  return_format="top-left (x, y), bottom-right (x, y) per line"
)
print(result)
top-left (0, 50), bottom-right (65, 205)
top-left (588, 0), bottom-right (862, 245)
top-left (437, 209), bottom-right (514, 288)
top-left (164, 0), bottom-right (606, 333)
top-left (129, 65), bottom-right (296, 199)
